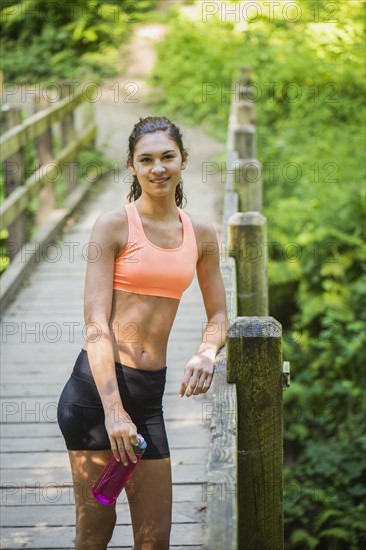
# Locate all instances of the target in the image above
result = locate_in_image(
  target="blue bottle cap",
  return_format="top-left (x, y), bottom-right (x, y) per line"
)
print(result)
top-left (132, 434), bottom-right (147, 454)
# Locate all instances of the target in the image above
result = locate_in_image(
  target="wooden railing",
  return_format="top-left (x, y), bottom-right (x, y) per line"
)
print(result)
top-left (203, 67), bottom-right (289, 550)
top-left (0, 82), bottom-right (98, 313)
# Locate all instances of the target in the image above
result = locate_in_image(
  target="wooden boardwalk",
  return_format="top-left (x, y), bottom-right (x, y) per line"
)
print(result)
top-left (0, 61), bottom-right (225, 548)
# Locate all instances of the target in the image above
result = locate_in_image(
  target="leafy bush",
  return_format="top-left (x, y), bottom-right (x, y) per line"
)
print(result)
top-left (150, 14), bottom-right (242, 140)
top-left (0, 0), bottom-right (159, 82)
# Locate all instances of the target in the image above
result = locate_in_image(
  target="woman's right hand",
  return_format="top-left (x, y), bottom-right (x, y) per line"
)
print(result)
top-left (104, 408), bottom-right (139, 465)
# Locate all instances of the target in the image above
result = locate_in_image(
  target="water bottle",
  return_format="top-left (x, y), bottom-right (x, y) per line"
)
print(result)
top-left (92, 434), bottom-right (147, 505)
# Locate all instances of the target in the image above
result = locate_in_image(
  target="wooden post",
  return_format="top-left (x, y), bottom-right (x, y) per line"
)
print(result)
top-left (60, 82), bottom-right (78, 191)
top-left (236, 65), bottom-right (256, 119)
top-left (80, 81), bottom-right (96, 148)
top-left (231, 159), bottom-right (262, 213)
top-left (1, 104), bottom-right (28, 260)
top-left (0, 70), bottom-right (3, 100)
top-left (239, 83), bottom-right (256, 102)
top-left (237, 65), bottom-right (252, 85)
top-left (34, 94), bottom-right (55, 225)
top-left (228, 211), bottom-right (268, 316)
top-left (236, 100), bottom-right (256, 126)
top-left (227, 316), bottom-right (284, 550)
top-left (234, 125), bottom-right (256, 159)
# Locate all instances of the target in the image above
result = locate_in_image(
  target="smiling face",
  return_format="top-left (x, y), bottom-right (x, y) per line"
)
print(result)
top-left (129, 131), bottom-right (187, 201)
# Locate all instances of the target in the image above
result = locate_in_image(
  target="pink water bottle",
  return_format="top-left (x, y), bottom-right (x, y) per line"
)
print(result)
top-left (92, 434), bottom-right (147, 505)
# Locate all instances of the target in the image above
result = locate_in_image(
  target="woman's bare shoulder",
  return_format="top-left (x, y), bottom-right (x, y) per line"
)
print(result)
top-left (90, 205), bottom-right (128, 249)
top-left (94, 205), bottom-right (127, 226)
top-left (184, 211), bottom-right (218, 241)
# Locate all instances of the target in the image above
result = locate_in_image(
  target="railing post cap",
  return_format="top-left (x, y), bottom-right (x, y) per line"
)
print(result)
top-left (228, 211), bottom-right (266, 226)
top-left (227, 316), bottom-right (282, 337)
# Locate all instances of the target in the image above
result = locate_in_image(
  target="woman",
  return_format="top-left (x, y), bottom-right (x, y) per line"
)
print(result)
top-left (57, 116), bottom-right (228, 550)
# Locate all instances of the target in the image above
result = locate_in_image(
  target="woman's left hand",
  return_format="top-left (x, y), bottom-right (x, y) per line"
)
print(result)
top-left (179, 351), bottom-right (215, 397)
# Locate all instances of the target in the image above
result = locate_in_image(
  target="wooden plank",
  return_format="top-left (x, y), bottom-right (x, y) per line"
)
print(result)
top-left (1, 438), bottom-right (208, 455)
top-left (0, 395), bottom-right (209, 424)
top-left (0, 380), bottom-right (211, 396)
top-left (0, 448), bottom-right (207, 470)
top-left (0, 334), bottom-right (201, 353)
top-left (0, 326), bottom-right (202, 341)
top-left (1, 442), bottom-right (208, 456)
top-left (0, 523), bottom-right (204, 548)
top-left (0, 462), bottom-right (208, 486)
top-left (0, 359), bottom-right (213, 382)
top-left (1, 500), bottom-right (205, 527)
top-left (1, 483), bottom-right (206, 506)
top-left (1, 447), bottom-right (208, 469)
top-left (0, 420), bottom-right (211, 446)
top-left (0, 370), bottom-right (210, 385)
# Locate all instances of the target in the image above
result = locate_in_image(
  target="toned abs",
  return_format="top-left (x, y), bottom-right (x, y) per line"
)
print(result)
top-left (84, 289), bottom-right (180, 371)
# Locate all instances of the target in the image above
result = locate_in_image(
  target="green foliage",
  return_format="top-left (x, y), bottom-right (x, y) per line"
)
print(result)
top-left (0, 0), bottom-right (159, 82)
top-left (150, 15), bottom-right (242, 140)
top-left (150, 1), bottom-right (366, 547)
top-left (0, 228), bottom-right (10, 273)
top-left (284, 388), bottom-right (366, 549)
top-left (77, 145), bottom-right (113, 188)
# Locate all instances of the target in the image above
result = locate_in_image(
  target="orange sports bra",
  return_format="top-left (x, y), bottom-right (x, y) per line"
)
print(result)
top-left (113, 202), bottom-right (199, 300)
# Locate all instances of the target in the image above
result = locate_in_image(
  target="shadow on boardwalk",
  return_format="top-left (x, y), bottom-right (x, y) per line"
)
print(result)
top-left (0, 23), bottom-right (226, 550)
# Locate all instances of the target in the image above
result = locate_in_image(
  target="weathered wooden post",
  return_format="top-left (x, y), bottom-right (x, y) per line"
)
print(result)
top-left (231, 159), bottom-right (262, 213)
top-left (228, 66), bottom-right (256, 157)
top-left (34, 93), bottom-right (55, 225)
top-left (227, 211), bottom-right (268, 316)
top-left (60, 82), bottom-right (78, 190)
top-left (1, 104), bottom-right (28, 260)
top-left (236, 100), bottom-right (256, 126)
top-left (238, 65), bottom-right (252, 85)
top-left (239, 80), bottom-right (256, 103)
top-left (227, 316), bottom-right (284, 550)
top-left (234, 124), bottom-right (256, 160)
top-left (81, 81), bottom-right (96, 148)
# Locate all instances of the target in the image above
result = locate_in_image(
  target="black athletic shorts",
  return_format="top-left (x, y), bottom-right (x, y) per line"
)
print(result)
top-left (57, 348), bottom-right (170, 459)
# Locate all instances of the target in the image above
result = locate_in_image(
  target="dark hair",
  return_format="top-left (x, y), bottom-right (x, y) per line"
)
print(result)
top-left (126, 116), bottom-right (188, 207)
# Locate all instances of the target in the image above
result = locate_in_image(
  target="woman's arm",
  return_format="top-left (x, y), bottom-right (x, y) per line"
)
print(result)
top-left (179, 220), bottom-right (228, 397)
top-left (84, 211), bottom-right (138, 463)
